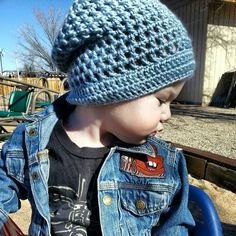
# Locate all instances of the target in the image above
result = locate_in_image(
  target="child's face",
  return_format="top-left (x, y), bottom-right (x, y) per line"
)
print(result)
top-left (102, 81), bottom-right (185, 145)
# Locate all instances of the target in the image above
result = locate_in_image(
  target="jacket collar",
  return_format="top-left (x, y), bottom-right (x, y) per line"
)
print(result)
top-left (116, 136), bottom-right (172, 157)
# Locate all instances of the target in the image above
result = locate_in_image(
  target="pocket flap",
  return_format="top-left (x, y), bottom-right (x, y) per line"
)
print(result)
top-left (120, 189), bottom-right (170, 216)
top-left (6, 150), bottom-right (25, 183)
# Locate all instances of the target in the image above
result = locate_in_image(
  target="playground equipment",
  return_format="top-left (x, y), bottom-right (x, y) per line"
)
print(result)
top-left (0, 90), bottom-right (32, 117)
top-left (0, 76), bottom-right (65, 140)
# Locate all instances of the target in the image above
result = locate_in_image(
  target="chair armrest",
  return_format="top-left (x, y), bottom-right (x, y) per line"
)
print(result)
top-left (189, 185), bottom-right (223, 236)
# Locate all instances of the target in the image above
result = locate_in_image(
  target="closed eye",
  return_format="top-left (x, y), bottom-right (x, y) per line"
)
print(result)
top-left (159, 100), bottom-right (166, 104)
top-left (157, 98), bottom-right (166, 105)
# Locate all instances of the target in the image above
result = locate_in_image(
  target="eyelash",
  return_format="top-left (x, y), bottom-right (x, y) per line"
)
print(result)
top-left (157, 99), bottom-right (166, 105)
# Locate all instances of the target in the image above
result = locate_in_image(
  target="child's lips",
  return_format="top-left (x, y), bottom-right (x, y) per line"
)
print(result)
top-left (157, 128), bottom-right (164, 135)
top-left (148, 130), bottom-right (164, 139)
top-left (149, 131), bottom-right (157, 137)
top-left (150, 130), bottom-right (163, 137)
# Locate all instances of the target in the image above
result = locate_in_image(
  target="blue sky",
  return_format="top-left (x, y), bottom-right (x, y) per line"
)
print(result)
top-left (0, 0), bottom-right (73, 71)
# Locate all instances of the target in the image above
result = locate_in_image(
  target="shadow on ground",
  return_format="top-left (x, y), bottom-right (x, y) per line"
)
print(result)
top-left (222, 222), bottom-right (236, 236)
top-left (171, 106), bottom-right (236, 120)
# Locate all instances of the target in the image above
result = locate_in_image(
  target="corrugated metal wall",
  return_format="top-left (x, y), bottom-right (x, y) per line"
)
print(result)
top-left (208, 1), bottom-right (236, 26)
top-left (174, 0), bottom-right (211, 104)
top-left (162, 0), bottom-right (212, 104)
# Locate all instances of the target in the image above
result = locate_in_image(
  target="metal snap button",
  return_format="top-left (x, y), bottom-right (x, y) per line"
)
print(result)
top-left (136, 200), bottom-right (146, 210)
top-left (29, 128), bottom-right (37, 136)
top-left (103, 195), bottom-right (112, 206)
top-left (32, 172), bottom-right (39, 180)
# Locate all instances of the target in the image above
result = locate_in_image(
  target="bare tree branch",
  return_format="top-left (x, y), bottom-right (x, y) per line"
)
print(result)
top-left (18, 7), bottom-right (62, 72)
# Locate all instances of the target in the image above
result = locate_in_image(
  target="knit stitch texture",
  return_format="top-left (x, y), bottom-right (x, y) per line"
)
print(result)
top-left (52, 0), bottom-right (195, 105)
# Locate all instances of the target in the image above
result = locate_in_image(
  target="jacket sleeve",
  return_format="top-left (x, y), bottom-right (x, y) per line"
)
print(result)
top-left (152, 149), bottom-right (195, 236)
top-left (0, 125), bottom-right (27, 228)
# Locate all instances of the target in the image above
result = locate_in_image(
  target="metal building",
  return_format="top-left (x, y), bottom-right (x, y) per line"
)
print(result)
top-left (161, 0), bottom-right (236, 105)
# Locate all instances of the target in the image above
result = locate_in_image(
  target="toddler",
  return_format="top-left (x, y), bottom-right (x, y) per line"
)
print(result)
top-left (0, 0), bottom-right (196, 235)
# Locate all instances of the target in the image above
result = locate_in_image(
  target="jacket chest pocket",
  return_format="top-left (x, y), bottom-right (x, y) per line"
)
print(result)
top-left (6, 150), bottom-right (25, 183)
top-left (118, 186), bottom-right (174, 235)
top-left (120, 188), bottom-right (171, 217)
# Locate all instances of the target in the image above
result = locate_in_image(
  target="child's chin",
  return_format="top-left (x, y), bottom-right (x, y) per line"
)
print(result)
top-left (133, 138), bottom-right (149, 145)
top-left (134, 140), bottom-right (146, 145)
top-left (122, 138), bottom-right (147, 145)
top-left (119, 135), bottom-right (152, 145)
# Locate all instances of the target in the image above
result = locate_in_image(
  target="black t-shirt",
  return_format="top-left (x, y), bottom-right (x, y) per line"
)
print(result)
top-left (47, 120), bottom-right (109, 236)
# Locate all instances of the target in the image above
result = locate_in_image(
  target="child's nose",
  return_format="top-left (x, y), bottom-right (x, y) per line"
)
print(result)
top-left (161, 104), bottom-right (171, 122)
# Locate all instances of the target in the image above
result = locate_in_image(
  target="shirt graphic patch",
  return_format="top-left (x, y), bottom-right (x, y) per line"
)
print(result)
top-left (120, 145), bottom-right (165, 178)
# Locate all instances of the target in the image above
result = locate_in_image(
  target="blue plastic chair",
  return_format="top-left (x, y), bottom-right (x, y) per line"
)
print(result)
top-left (189, 185), bottom-right (223, 236)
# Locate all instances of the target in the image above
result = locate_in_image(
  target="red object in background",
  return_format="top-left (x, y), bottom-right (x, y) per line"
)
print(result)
top-left (2, 217), bottom-right (25, 236)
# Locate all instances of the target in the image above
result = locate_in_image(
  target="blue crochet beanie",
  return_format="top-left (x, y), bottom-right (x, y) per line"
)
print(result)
top-left (52, 0), bottom-right (195, 105)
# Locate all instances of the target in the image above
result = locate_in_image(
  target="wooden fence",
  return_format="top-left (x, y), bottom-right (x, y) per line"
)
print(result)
top-left (0, 77), bottom-right (61, 94)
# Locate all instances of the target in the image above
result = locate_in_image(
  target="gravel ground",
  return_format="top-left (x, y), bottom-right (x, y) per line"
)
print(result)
top-left (160, 105), bottom-right (236, 159)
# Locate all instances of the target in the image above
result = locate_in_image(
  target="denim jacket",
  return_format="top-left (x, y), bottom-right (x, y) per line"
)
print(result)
top-left (0, 94), bottom-right (194, 235)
